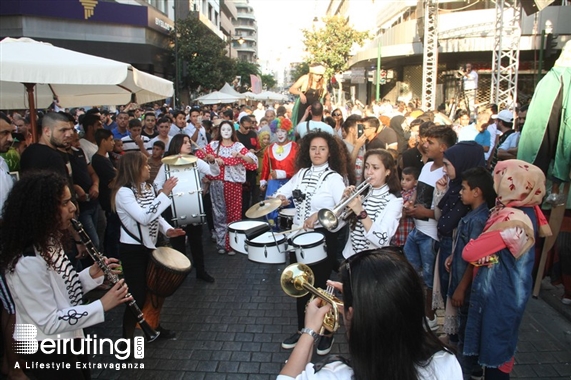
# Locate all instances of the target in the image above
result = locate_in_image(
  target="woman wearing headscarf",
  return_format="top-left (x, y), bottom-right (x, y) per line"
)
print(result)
top-left (289, 64), bottom-right (330, 125)
top-left (461, 160), bottom-right (551, 380)
top-left (389, 114), bottom-right (409, 155)
top-left (432, 141), bottom-right (486, 306)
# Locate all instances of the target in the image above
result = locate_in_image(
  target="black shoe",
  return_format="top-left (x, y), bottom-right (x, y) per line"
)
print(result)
top-left (196, 271), bottom-right (215, 283)
top-left (156, 326), bottom-right (176, 340)
top-left (316, 335), bottom-right (334, 355)
top-left (281, 332), bottom-right (301, 349)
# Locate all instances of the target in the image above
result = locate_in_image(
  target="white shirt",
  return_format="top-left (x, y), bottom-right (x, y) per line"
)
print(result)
top-left (153, 159), bottom-right (220, 190)
top-left (7, 248), bottom-right (104, 341)
top-left (0, 156), bottom-right (14, 218)
top-left (463, 70), bottom-right (478, 90)
top-left (186, 123), bottom-right (209, 149)
top-left (275, 163), bottom-right (345, 229)
top-left (116, 186), bottom-right (173, 249)
top-left (498, 131), bottom-right (520, 150)
top-left (277, 350), bottom-right (462, 380)
top-left (79, 138), bottom-right (98, 163)
top-left (121, 134), bottom-right (152, 154)
top-left (414, 162), bottom-right (444, 241)
top-left (169, 124), bottom-right (192, 138)
top-left (149, 135), bottom-right (172, 152)
top-left (342, 185), bottom-right (403, 259)
top-left (296, 120), bottom-right (335, 138)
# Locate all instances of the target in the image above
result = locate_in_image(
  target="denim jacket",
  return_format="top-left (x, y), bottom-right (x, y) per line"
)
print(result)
top-left (463, 206), bottom-right (538, 367)
top-left (447, 203), bottom-right (490, 299)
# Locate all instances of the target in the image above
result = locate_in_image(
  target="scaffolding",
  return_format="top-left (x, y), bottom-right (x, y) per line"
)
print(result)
top-left (490, 0), bottom-right (522, 109)
top-left (421, 0), bottom-right (439, 111)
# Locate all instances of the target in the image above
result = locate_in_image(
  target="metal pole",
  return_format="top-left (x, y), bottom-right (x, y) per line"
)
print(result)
top-left (174, 3), bottom-right (178, 110)
top-left (376, 38), bottom-right (381, 101)
top-left (537, 29), bottom-right (545, 85)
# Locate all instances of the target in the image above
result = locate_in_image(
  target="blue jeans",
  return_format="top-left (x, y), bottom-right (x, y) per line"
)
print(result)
top-left (404, 228), bottom-right (437, 288)
top-left (78, 206), bottom-right (100, 250)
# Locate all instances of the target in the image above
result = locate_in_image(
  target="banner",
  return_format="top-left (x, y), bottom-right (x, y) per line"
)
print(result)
top-left (250, 74), bottom-right (262, 94)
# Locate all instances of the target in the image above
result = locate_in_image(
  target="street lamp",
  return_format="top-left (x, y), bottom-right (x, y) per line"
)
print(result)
top-left (229, 31), bottom-right (245, 59)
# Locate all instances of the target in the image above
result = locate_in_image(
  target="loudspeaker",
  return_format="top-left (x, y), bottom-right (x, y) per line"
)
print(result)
top-left (521, 0), bottom-right (555, 16)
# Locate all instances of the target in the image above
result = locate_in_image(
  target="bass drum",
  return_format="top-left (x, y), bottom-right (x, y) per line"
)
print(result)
top-left (228, 220), bottom-right (266, 254)
top-left (147, 247), bottom-right (192, 297)
top-left (165, 163), bottom-right (205, 227)
top-left (246, 232), bottom-right (287, 264)
top-left (290, 232), bottom-right (327, 265)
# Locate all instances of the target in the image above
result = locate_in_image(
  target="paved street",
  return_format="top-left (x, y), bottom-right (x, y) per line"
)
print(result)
top-left (86, 228), bottom-right (571, 379)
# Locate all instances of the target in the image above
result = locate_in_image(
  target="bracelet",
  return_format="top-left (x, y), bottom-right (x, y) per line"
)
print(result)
top-left (300, 327), bottom-right (319, 343)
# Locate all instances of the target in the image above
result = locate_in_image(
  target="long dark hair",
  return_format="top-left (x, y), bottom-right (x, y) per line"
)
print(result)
top-left (294, 131), bottom-right (347, 179)
top-left (167, 134), bottom-right (189, 156)
top-left (342, 249), bottom-right (450, 380)
top-left (110, 151), bottom-right (150, 211)
top-left (0, 171), bottom-right (69, 271)
top-left (362, 149), bottom-right (400, 194)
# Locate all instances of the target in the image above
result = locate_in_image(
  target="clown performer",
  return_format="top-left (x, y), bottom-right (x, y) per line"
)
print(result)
top-left (260, 117), bottom-right (298, 228)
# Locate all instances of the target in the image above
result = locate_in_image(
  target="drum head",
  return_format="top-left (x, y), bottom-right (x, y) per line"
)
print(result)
top-left (279, 208), bottom-right (296, 217)
top-left (228, 220), bottom-right (265, 232)
top-left (292, 232), bottom-right (324, 246)
top-left (248, 232), bottom-right (286, 245)
top-left (152, 247), bottom-right (191, 271)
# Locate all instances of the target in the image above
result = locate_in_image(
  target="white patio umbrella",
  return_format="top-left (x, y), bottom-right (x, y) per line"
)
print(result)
top-left (219, 82), bottom-right (244, 98)
top-left (195, 91), bottom-right (240, 105)
top-left (0, 37), bottom-right (173, 141)
top-left (253, 91), bottom-right (288, 102)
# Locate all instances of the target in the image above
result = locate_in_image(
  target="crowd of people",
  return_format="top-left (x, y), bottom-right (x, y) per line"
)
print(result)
top-left (0, 86), bottom-right (558, 379)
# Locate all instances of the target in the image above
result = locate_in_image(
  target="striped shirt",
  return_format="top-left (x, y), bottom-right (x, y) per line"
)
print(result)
top-left (121, 135), bottom-right (152, 154)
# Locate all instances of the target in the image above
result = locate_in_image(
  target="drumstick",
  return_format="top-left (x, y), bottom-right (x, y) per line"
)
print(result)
top-left (274, 226), bottom-right (305, 235)
top-left (190, 139), bottom-right (206, 154)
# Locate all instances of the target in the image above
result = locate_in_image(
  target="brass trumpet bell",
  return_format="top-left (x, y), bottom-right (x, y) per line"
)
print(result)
top-left (280, 263), bottom-right (343, 334)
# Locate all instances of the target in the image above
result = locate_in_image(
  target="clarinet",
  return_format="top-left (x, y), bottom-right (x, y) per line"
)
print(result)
top-left (70, 219), bottom-right (160, 342)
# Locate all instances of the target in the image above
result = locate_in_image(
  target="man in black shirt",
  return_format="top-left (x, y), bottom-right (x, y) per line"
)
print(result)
top-left (362, 116), bottom-right (398, 151)
top-left (92, 129), bottom-right (120, 258)
top-left (236, 115), bottom-right (260, 217)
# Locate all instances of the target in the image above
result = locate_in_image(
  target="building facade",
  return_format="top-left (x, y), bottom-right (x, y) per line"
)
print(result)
top-left (231, 0), bottom-right (258, 62)
top-left (326, 0), bottom-right (570, 110)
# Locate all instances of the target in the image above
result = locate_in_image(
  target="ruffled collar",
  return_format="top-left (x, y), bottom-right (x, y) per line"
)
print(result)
top-left (310, 162), bottom-right (329, 173)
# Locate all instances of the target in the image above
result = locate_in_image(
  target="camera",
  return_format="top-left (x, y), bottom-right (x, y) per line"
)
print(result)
top-left (292, 189), bottom-right (306, 202)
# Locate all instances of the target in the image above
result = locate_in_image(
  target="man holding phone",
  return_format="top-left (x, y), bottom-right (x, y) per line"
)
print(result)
top-left (362, 116), bottom-right (399, 151)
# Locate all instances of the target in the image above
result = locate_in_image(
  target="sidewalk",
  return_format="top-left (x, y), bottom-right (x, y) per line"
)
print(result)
top-left (86, 232), bottom-right (571, 379)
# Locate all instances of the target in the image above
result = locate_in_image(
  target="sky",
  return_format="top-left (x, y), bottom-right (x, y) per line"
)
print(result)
top-left (248, 0), bottom-right (330, 75)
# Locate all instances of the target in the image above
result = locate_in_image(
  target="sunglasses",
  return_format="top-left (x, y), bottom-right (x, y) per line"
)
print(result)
top-left (332, 113), bottom-right (342, 117)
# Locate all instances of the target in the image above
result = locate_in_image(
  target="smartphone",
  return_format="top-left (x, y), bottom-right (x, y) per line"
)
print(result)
top-left (357, 123), bottom-right (365, 138)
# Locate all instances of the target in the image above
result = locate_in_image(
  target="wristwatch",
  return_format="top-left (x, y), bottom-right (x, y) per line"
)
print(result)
top-left (300, 327), bottom-right (320, 343)
top-left (357, 210), bottom-right (368, 220)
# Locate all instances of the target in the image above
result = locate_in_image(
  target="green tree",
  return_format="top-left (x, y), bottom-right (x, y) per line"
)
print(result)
top-left (172, 15), bottom-right (236, 92)
top-left (234, 60), bottom-right (261, 92)
top-left (302, 16), bottom-right (370, 78)
top-left (260, 74), bottom-right (277, 90)
top-left (290, 62), bottom-right (310, 83)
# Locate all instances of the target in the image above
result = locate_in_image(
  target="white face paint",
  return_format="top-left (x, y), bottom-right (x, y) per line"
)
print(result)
top-left (220, 124), bottom-right (233, 140)
top-left (276, 129), bottom-right (287, 143)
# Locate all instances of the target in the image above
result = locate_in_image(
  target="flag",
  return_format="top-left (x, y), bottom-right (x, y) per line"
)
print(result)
top-left (250, 74), bottom-right (262, 94)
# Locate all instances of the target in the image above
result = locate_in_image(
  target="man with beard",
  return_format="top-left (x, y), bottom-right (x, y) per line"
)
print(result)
top-left (400, 121), bottom-right (434, 173)
top-left (21, 112), bottom-right (75, 185)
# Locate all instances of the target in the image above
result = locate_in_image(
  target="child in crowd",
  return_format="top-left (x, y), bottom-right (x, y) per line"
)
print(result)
top-left (443, 167), bottom-right (495, 378)
top-left (462, 160), bottom-right (551, 379)
top-left (391, 166), bottom-right (419, 249)
top-left (121, 118), bottom-right (151, 155)
top-left (147, 140), bottom-right (165, 184)
top-left (403, 125), bottom-right (457, 331)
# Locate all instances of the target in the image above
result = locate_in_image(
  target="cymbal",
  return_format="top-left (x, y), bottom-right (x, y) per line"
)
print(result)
top-left (161, 154), bottom-right (197, 166)
top-left (245, 198), bottom-right (283, 219)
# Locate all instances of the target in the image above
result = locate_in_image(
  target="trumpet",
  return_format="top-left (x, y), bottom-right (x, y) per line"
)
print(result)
top-left (317, 178), bottom-right (372, 231)
top-left (281, 263), bottom-right (343, 334)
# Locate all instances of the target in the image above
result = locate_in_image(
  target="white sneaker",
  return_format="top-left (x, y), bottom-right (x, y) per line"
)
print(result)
top-left (227, 250), bottom-right (236, 256)
top-left (217, 247), bottom-right (226, 255)
top-left (425, 316), bottom-right (439, 332)
top-left (562, 297), bottom-right (571, 305)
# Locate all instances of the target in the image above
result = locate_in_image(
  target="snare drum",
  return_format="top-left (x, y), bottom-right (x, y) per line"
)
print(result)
top-left (290, 232), bottom-right (327, 265)
top-left (278, 208), bottom-right (296, 231)
top-left (228, 220), bottom-right (266, 254)
top-left (165, 163), bottom-right (205, 227)
top-left (147, 247), bottom-right (192, 297)
top-left (246, 232), bottom-right (287, 264)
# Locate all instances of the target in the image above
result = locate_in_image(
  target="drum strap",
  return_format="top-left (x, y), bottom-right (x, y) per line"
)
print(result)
top-left (119, 218), bottom-right (144, 246)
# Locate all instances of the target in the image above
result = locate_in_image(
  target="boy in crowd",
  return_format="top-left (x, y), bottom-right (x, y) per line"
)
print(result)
top-left (403, 125), bottom-right (457, 330)
top-left (148, 140), bottom-right (165, 184)
top-left (121, 119), bottom-right (151, 156)
top-left (391, 166), bottom-right (419, 249)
